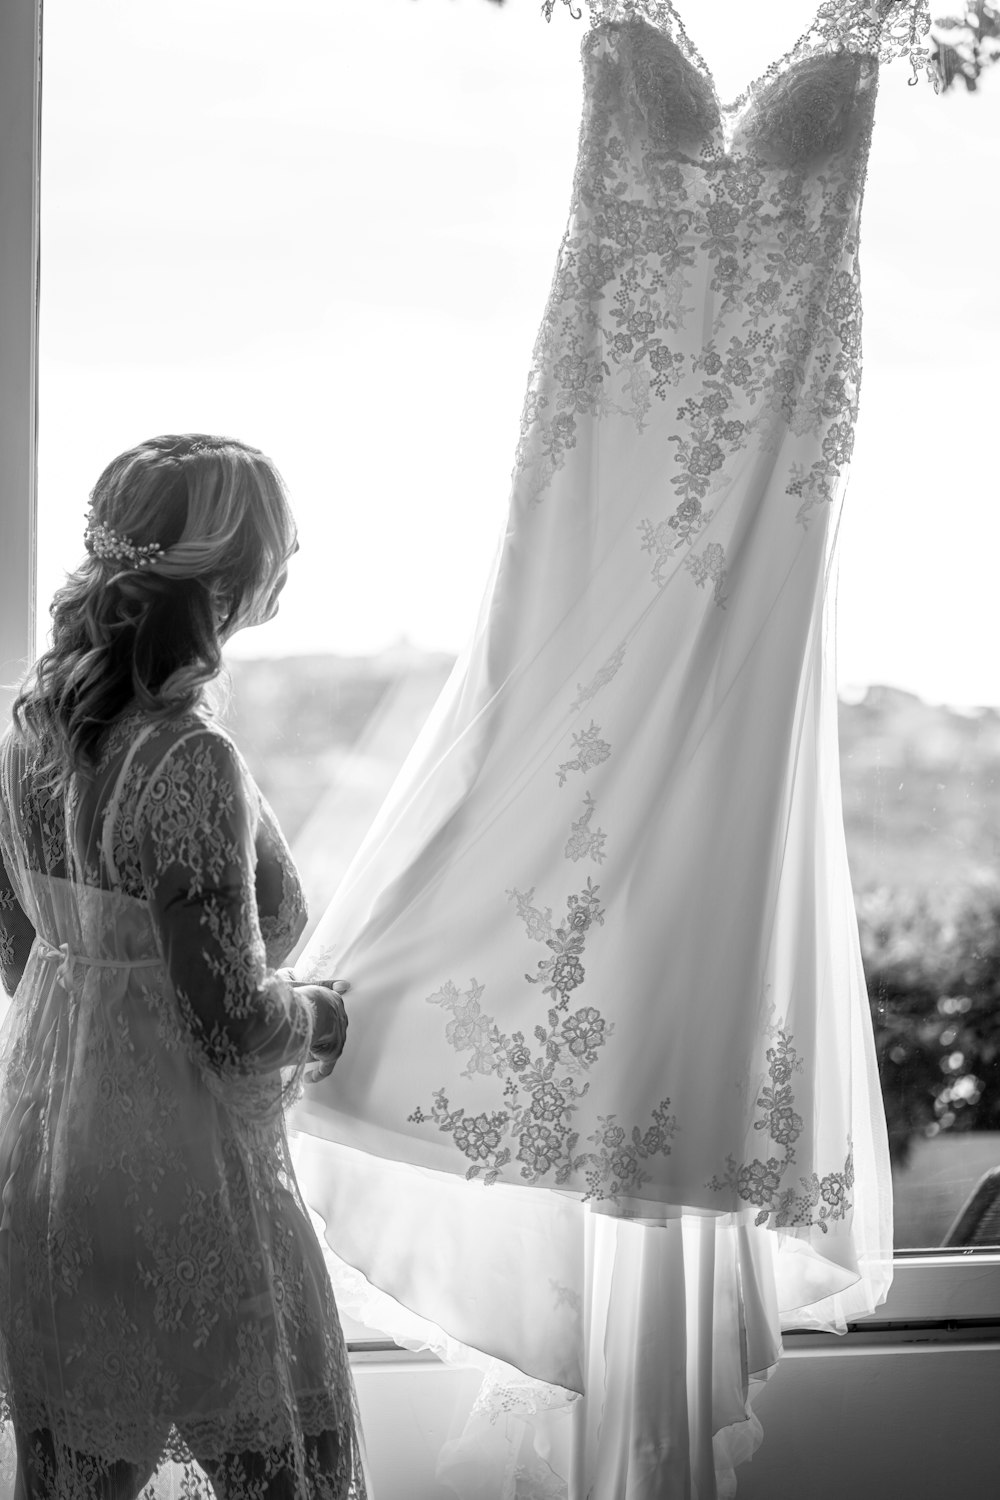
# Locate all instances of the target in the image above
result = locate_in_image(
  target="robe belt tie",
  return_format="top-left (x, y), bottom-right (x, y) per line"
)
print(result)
top-left (35, 939), bottom-right (161, 992)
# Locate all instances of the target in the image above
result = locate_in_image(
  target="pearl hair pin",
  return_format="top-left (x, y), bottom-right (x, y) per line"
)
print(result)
top-left (84, 518), bottom-right (165, 570)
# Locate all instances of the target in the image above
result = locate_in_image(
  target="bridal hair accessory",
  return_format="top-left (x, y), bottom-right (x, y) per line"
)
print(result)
top-left (84, 518), bottom-right (165, 570)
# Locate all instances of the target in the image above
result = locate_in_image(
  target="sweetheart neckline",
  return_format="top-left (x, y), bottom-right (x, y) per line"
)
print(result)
top-left (659, 0), bottom-right (857, 111)
top-left (658, 0), bottom-right (858, 112)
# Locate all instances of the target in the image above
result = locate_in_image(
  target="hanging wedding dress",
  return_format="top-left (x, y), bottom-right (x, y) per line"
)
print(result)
top-left (293, 3), bottom-right (938, 1494)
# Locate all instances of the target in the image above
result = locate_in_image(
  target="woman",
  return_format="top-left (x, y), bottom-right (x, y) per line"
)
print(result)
top-left (0, 434), bottom-right (366, 1499)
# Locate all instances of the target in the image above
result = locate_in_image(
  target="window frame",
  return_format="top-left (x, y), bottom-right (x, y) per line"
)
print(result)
top-left (0, 0), bottom-right (40, 729)
top-left (3, 0), bottom-right (997, 1346)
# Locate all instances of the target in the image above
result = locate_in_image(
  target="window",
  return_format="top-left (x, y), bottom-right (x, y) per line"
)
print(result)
top-left (6, 0), bottom-right (1000, 1338)
top-left (834, 48), bottom-right (1000, 1255)
top-left (0, 0), bottom-right (39, 721)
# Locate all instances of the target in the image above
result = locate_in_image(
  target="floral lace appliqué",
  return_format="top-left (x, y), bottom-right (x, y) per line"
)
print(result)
top-left (409, 875), bottom-right (678, 1201)
top-left (564, 794), bottom-right (608, 864)
top-left (556, 723), bottom-right (612, 786)
top-left (571, 641), bottom-right (629, 710)
top-left (707, 1028), bottom-right (854, 1231)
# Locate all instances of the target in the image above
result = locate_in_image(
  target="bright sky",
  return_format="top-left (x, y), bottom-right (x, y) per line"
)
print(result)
top-left (38, 0), bottom-right (1000, 706)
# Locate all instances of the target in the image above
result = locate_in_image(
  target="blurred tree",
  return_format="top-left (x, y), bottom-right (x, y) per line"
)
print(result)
top-left (932, 2), bottom-right (1000, 89)
top-left (860, 883), bottom-right (1000, 1166)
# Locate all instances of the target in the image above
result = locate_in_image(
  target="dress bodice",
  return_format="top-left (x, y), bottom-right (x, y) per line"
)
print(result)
top-left (607, 17), bottom-right (880, 165)
top-left (549, 0), bottom-right (935, 130)
top-left (512, 0), bottom-right (933, 553)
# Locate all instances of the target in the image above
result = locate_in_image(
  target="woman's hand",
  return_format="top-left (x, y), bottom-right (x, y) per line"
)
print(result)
top-left (298, 979), bottom-right (350, 1084)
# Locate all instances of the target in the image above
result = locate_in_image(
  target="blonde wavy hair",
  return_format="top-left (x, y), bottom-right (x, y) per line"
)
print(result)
top-left (14, 433), bottom-right (297, 782)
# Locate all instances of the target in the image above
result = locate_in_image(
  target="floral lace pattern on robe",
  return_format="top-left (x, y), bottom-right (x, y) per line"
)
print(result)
top-left (0, 714), bottom-right (366, 1498)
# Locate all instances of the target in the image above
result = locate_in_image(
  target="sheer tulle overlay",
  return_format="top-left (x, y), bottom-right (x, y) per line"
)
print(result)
top-left (291, 3), bottom-right (936, 1495)
top-left (0, 714), bottom-right (366, 1498)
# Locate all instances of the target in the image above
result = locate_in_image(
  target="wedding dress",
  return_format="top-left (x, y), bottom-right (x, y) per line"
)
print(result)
top-left (292, 2), bottom-right (938, 1495)
top-left (0, 712), bottom-right (366, 1498)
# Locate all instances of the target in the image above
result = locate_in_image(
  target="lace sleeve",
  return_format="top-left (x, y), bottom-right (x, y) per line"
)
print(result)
top-left (0, 744), bottom-right (35, 996)
top-left (137, 727), bottom-right (315, 1115)
top-left (0, 850), bottom-right (35, 997)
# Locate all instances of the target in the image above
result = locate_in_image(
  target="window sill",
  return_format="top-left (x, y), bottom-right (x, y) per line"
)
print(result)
top-left (781, 1249), bottom-right (1000, 1345)
top-left (347, 1251), bottom-right (1000, 1365)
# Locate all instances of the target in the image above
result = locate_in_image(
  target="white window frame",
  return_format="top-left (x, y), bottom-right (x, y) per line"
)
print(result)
top-left (2, 0), bottom-right (997, 1348)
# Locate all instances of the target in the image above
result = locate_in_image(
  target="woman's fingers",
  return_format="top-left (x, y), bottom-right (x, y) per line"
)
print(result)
top-left (280, 972), bottom-right (350, 996)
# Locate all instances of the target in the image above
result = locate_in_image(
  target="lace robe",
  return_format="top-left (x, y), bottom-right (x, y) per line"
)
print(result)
top-left (0, 711), bottom-right (365, 1499)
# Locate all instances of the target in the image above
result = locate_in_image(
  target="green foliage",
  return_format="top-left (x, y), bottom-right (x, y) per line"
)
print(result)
top-left (933, 3), bottom-right (1000, 91)
top-left (860, 882), bottom-right (1000, 1166)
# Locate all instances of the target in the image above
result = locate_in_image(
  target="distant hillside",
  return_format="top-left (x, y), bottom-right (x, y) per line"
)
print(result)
top-left (839, 685), bottom-right (1000, 892)
top-left (223, 655), bottom-right (1000, 897)
top-left (222, 648), bottom-right (454, 846)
